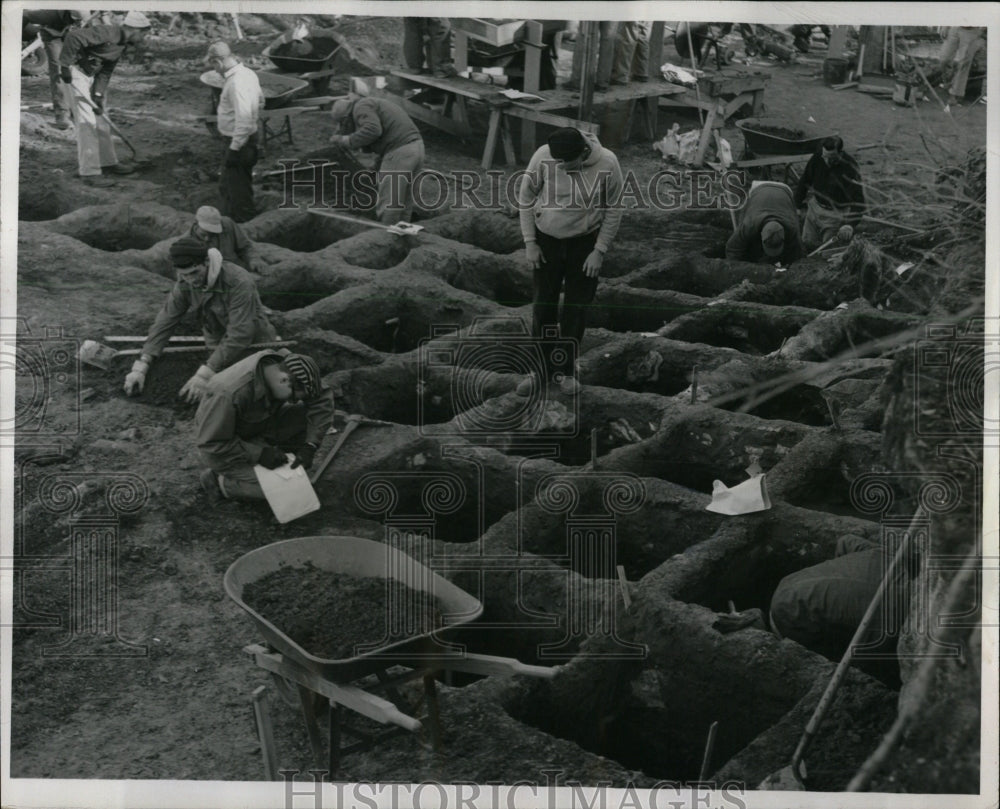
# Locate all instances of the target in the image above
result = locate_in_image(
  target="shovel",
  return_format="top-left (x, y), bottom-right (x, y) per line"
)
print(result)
top-left (70, 87), bottom-right (151, 167)
top-left (758, 508), bottom-right (922, 790)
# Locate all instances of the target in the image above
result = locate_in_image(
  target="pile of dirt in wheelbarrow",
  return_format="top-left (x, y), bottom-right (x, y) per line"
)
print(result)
top-left (243, 562), bottom-right (445, 659)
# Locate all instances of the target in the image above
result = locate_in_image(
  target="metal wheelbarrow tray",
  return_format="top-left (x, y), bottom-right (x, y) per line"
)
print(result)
top-left (736, 117), bottom-right (833, 156)
top-left (200, 69), bottom-right (310, 110)
top-left (224, 536), bottom-right (484, 683)
top-left (264, 34), bottom-right (344, 74)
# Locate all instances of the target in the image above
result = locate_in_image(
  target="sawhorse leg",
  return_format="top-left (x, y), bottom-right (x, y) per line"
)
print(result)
top-left (297, 684), bottom-right (327, 770)
top-left (482, 109), bottom-right (516, 170)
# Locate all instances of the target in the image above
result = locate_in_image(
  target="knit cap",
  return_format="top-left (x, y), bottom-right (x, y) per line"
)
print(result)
top-left (283, 354), bottom-right (322, 399)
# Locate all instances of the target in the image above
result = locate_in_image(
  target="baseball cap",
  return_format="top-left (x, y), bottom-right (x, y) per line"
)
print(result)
top-left (761, 221), bottom-right (785, 258)
top-left (195, 206), bottom-right (224, 234)
top-left (123, 11), bottom-right (151, 28)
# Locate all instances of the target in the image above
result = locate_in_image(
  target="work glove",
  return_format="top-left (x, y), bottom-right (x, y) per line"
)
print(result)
top-left (225, 148), bottom-right (241, 167)
top-left (179, 364), bottom-right (216, 403)
top-left (837, 224), bottom-right (854, 242)
top-left (123, 359), bottom-right (149, 396)
top-left (90, 90), bottom-right (104, 114)
top-left (257, 445), bottom-right (287, 469)
top-left (290, 443), bottom-right (318, 471)
top-left (60, 66), bottom-right (73, 84)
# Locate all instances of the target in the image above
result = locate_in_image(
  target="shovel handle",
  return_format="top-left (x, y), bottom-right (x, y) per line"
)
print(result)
top-left (790, 507), bottom-right (923, 771)
top-left (309, 417), bottom-right (361, 484)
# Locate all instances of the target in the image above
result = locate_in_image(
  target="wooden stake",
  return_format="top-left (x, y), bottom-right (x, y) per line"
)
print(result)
top-left (699, 720), bottom-right (719, 781)
top-left (590, 428), bottom-right (599, 469)
top-left (251, 686), bottom-right (279, 781)
top-left (616, 565), bottom-right (632, 612)
top-left (690, 365), bottom-right (699, 403)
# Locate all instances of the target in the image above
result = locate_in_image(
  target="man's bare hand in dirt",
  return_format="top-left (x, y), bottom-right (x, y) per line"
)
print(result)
top-left (582, 249), bottom-right (604, 278)
top-left (525, 242), bottom-right (545, 270)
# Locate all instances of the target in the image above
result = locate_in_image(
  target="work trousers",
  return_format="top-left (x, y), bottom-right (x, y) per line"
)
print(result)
top-left (801, 197), bottom-right (849, 252)
top-left (205, 404), bottom-right (307, 501)
top-left (569, 22), bottom-right (618, 90)
top-left (43, 36), bottom-right (69, 117)
top-left (219, 134), bottom-right (258, 223)
top-left (611, 21), bottom-right (651, 83)
top-left (402, 17), bottom-right (453, 75)
top-left (939, 27), bottom-right (985, 99)
top-left (377, 139), bottom-right (425, 225)
top-left (532, 229), bottom-right (601, 379)
top-left (63, 66), bottom-right (118, 176)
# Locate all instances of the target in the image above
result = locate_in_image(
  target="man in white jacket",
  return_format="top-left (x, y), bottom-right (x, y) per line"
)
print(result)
top-left (517, 128), bottom-right (623, 396)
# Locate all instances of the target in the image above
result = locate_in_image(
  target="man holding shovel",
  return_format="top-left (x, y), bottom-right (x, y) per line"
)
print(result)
top-left (795, 136), bottom-right (866, 253)
top-left (196, 351), bottom-right (333, 501)
top-left (123, 236), bottom-right (276, 402)
top-left (59, 11), bottom-right (152, 187)
top-left (329, 91), bottom-right (424, 225)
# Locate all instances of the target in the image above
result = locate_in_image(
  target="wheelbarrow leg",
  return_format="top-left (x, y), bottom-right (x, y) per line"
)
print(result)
top-left (422, 672), bottom-right (443, 751)
top-left (251, 685), bottom-right (280, 780)
top-left (297, 684), bottom-right (327, 770)
top-left (328, 700), bottom-right (341, 774)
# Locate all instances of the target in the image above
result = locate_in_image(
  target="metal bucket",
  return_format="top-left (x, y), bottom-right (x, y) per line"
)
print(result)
top-left (822, 57), bottom-right (849, 85)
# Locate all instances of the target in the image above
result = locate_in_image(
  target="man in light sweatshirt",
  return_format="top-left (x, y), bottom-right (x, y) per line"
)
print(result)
top-left (517, 128), bottom-right (623, 396)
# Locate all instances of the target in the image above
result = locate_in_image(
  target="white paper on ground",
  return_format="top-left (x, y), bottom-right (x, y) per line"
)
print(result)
top-left (254, 454), bottom-right (320, 523)
top-left (705, 473), bottom-right (772, 515)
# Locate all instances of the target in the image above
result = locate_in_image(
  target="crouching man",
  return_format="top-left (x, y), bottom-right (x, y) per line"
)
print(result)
top-left (124, 236), bottom-right (276, 402)
top-left (196, 351), bottom-right (334, 501)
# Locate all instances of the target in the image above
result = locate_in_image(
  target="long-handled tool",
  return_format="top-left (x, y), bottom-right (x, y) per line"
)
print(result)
top-left (70, 87), bottom-right (149, 166)
top-left (759, 508), bottom-right (922, 790)
top-left (309, 414), bottom-right (362, 484)
top-left (307, 207), bottom-right (424, 237)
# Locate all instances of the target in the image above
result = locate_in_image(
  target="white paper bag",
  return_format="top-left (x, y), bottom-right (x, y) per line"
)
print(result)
top-left (705, 473), bottom-right (772, 515)
top-left (254, 454), bottom-right (320, 523)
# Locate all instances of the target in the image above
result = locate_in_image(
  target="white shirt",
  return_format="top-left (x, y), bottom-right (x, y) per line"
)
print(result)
top-left (217, 63), bottom-right (264, 149)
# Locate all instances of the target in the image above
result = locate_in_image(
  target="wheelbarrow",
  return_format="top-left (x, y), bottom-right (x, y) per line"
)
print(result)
top-left (224, 535), bottom-right (485, 683)
top-left (735, 116), bottom-right (833, 157)
top-left (226, 536), bottom-right (554, 774)
top-left (262, 29), bottom-right (346, 95)
top-left (199, 69), bottom-right (311, 111)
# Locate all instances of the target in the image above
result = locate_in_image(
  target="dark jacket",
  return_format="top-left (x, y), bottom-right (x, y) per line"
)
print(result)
top-left (59, 24), bottom-right (126, 96)
top-left (726, 183), bottom-right (803, 264)
top-left (189, 218), bottom-right (254, 270)
top-left (341, 97), bottom-right (422, 157)
top-left (141, 261), bottom-right (275, 372)
top-left (23, 10), bottom-right (78, 40)
top-left (196, 350), bottom-right (334, 470)
top-left (794, 150), bottom-right (866, 221)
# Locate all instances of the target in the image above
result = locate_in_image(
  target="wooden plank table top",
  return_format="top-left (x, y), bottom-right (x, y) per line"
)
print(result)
top-left (525, 79), bottom-right (688, 112)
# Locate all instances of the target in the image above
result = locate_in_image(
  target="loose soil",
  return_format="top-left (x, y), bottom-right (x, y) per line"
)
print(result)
top-left (242, 563), bottom-right (444, 659)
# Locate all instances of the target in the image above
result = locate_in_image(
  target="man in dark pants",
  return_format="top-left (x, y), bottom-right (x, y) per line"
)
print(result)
top-left (22, 9), bottom-right (84, 130)
top-left (517, 128), bottom-right (623, 396)
top-left (205, 41), bottom-right (264, 222)
top-left (402, 17), bottom-right (456, 77)
top-left (795, 136), bottom-right (866, 252)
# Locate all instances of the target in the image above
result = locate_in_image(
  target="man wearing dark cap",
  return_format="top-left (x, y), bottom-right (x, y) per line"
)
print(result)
top-left (517, 127), bottom-right (623, 396)
top-left (189, 205), bottom-right (259, 272)
top-left (726, 181), bottom-right (803, 265)
top-left (124, 236), bottom-right (276, 401)
top-left (195, 350), bottom-right (334, 501)
top-left (58, 10), bottom-right (152, 186)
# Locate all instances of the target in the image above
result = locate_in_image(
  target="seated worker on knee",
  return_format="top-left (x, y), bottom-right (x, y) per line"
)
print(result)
top-left (196, 351), bottom-right (334, 501)
top-left (770, 534), bottom-right (914, 680)
top-left (123, 236), bottom-right (276, 402)
top-left (725, 181), bottom-right (803, 265)
top-left (189, 205), bottom-right (261, 273)
top-left (795, 136), bottom-right (865, 253)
